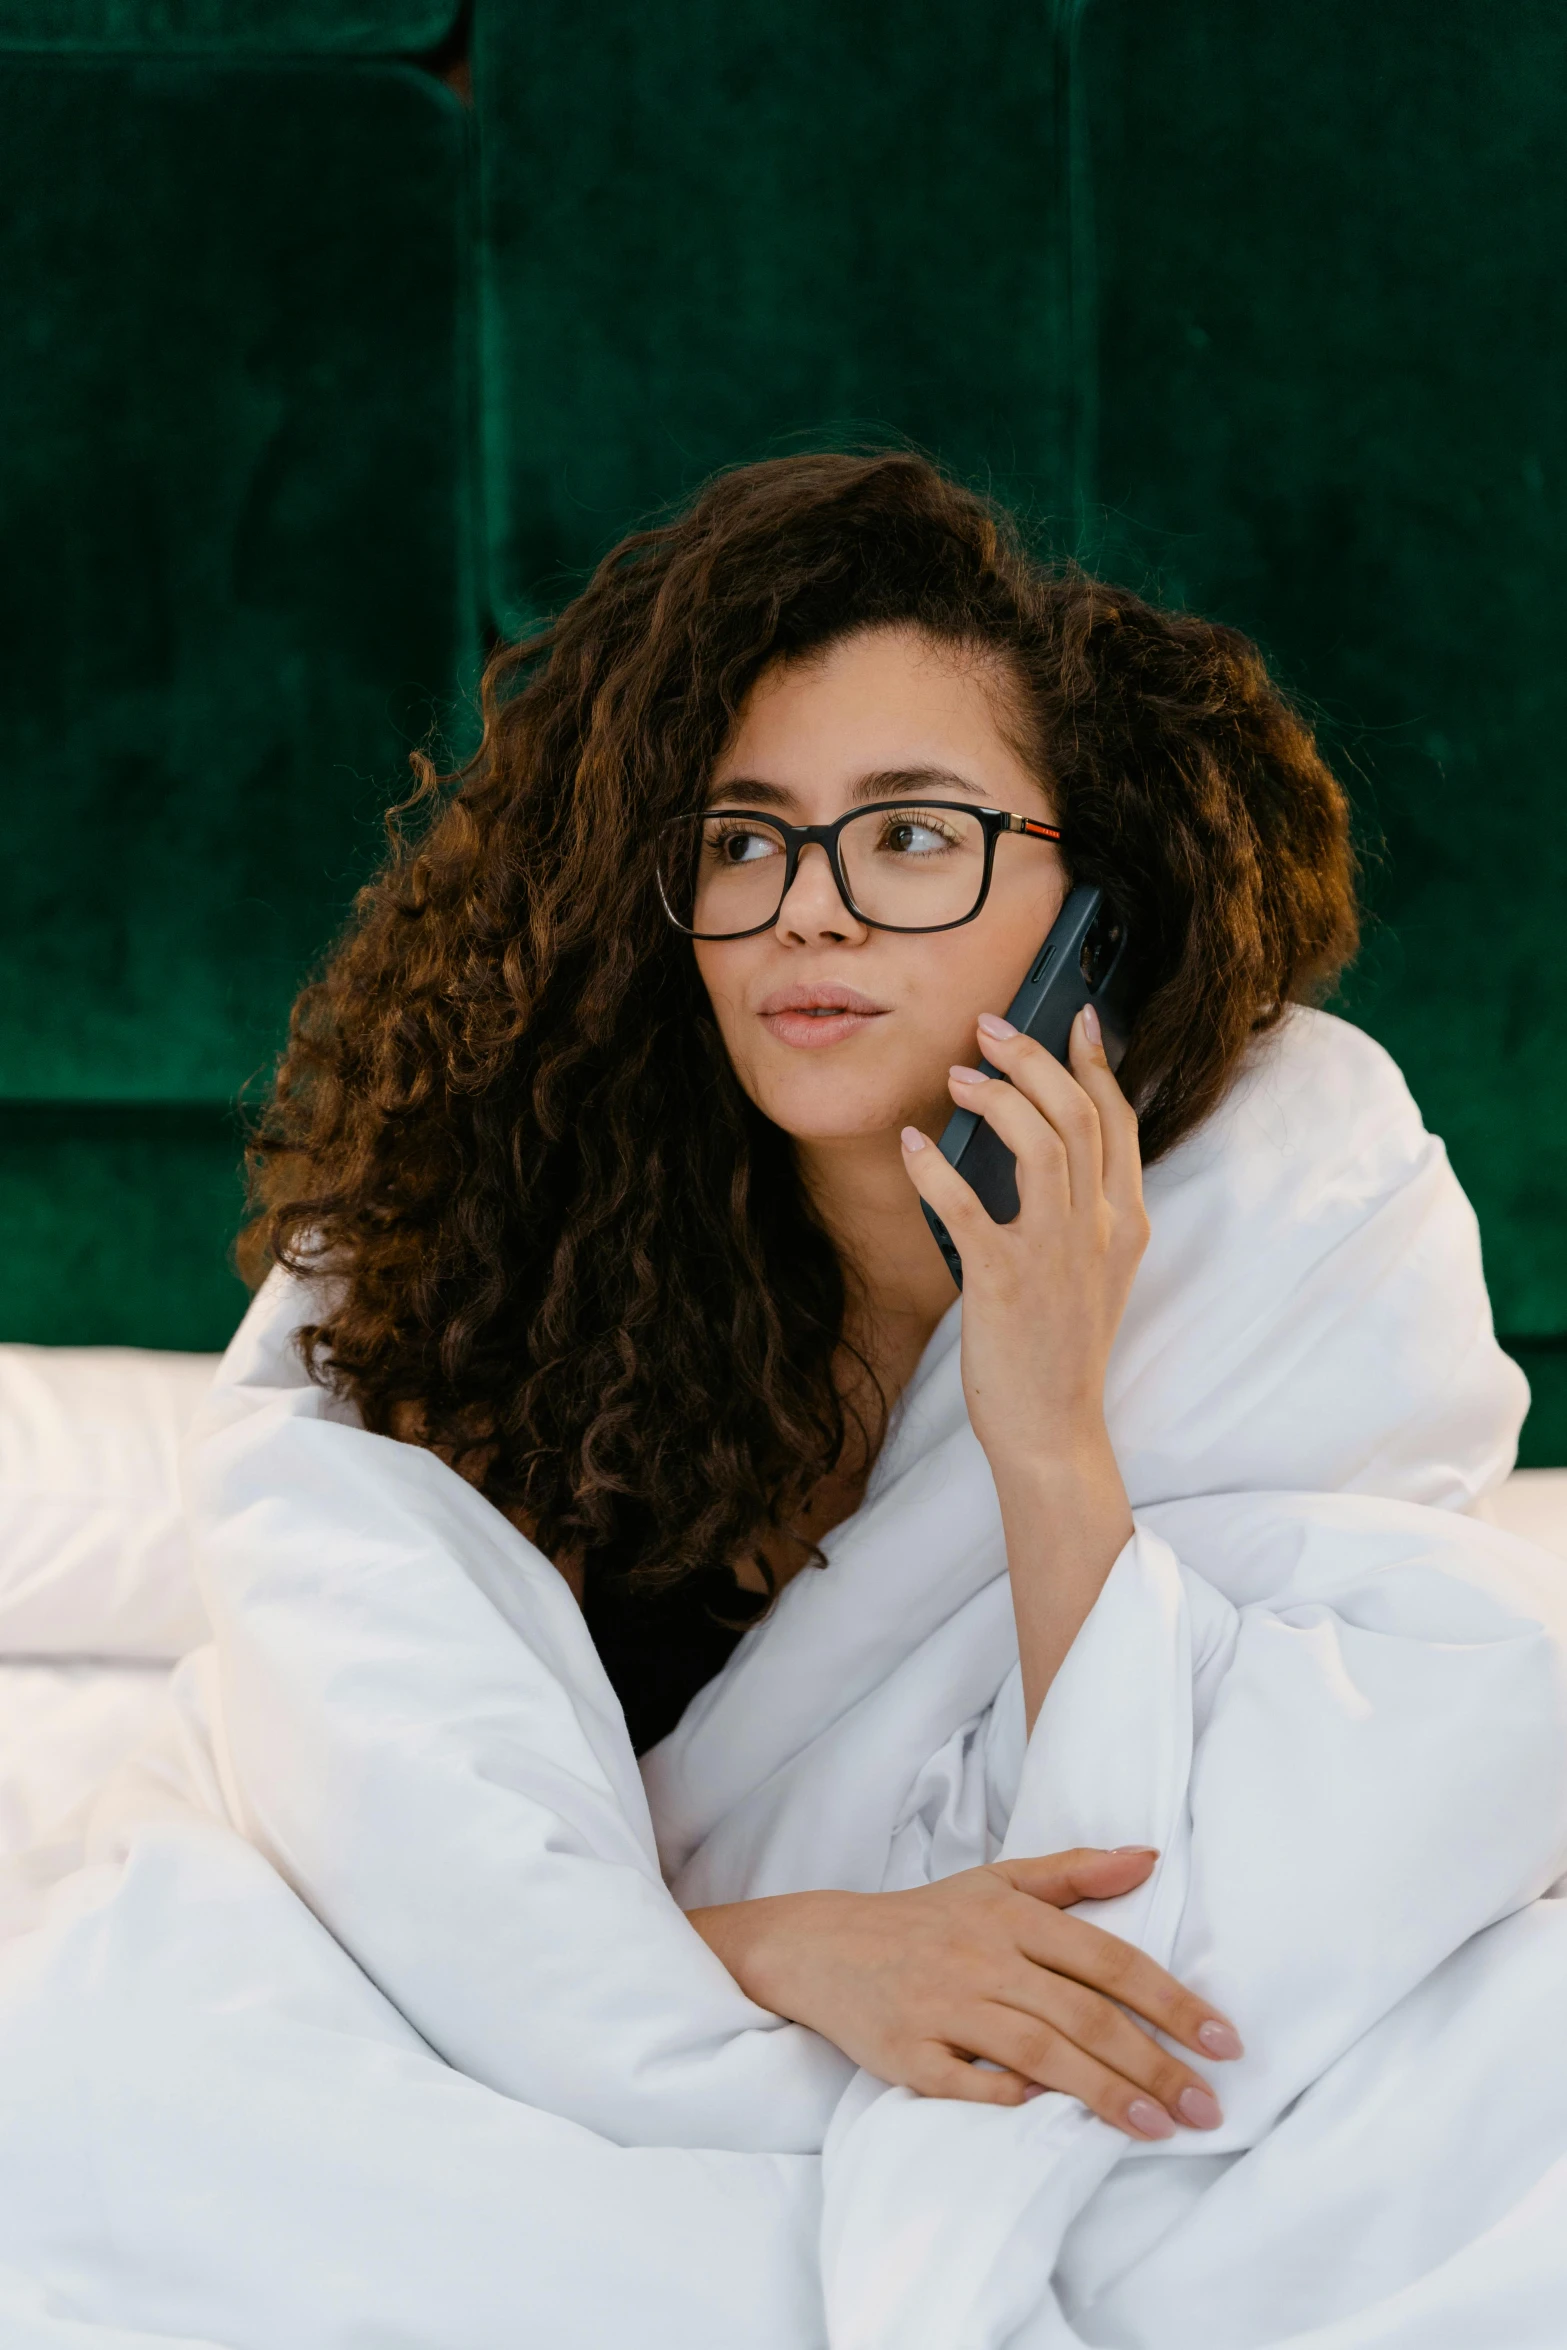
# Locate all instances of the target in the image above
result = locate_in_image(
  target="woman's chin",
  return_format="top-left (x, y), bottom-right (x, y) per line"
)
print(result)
top-left (761, 1091), bottom-right (949, 1150)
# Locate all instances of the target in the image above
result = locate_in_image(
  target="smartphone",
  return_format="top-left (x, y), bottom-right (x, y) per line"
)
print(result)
top-left (921, 886), bottom-right (1141, 1287)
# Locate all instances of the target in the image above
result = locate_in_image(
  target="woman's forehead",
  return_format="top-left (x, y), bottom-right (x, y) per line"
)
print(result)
top-left (709, 630), bottom-right (1048, 813)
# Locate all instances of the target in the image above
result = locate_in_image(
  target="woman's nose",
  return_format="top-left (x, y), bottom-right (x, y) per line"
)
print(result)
top-left (775, 841), bottom-right (866, 943)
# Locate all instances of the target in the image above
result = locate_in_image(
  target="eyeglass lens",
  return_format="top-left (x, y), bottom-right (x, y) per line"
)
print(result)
top-left (663, 805), bottom-right (995, 935)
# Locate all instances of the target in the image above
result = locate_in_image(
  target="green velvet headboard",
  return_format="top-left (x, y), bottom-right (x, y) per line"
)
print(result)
top-left (0, 3), bottom-right (457, 50)
top-left (0, 50), bottom-right (473, 1348)
top-left (2, 0), bottom-right (1563, 1461)
top-left (475, 0), bottom-right (1088, 635)
top-left (1087, 0), bottom-right (1567, 1460)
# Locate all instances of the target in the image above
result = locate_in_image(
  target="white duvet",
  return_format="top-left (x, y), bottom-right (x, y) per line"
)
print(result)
top-left (3, 1008), bottom-right (1566, 2350)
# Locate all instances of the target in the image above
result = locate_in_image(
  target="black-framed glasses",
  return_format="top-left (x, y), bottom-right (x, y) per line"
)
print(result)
top-left (656, 799), bottom-right (1064, 940)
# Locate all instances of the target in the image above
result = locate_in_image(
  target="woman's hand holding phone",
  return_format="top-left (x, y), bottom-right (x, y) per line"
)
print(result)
top-left (899, 1004), bottom-right (1149, 1729)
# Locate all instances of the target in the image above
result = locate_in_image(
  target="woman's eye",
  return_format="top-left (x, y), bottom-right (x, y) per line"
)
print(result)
top-left (884, 818), bottom-right (953, 855)
top-left (710, 825), bottom-right (778, 864)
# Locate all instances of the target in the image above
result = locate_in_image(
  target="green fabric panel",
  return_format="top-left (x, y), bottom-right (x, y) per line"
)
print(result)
top-left (1086, 0), bottom-right (1567, 1355)
top-left (476, 0), bottom-right (1089, 633)
top-left (0, 60), bottom-right (475, 1105)
top-left (0, 58), bottom-right (472, 1348)
top-left (0, 2), bottom-right (456, 52)
top-left (0, 1108), bottom-right (248, 1349)
top-left (1509, 1346), bottom-right (1567, 1470)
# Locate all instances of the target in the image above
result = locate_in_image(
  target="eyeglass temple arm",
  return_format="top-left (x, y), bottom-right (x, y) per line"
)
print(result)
top-left (1005, 815), bottom-right (1063, 842)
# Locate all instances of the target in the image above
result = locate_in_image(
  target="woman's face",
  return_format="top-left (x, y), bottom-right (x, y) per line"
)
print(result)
top-left (694, 625), bottom-right (1067, 1149)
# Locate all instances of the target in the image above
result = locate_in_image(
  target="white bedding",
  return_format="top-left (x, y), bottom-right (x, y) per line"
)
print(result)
top-left (0, 1663), bottom-right (172, 1859)
top-left (2, 1010), bottom-right (1567, 2349)
top-left (7, 1476), bottom-right (1566, 1871)
top-left (0, 1340), bottom-right (214, 1659)
top-left (0, 1337), bottom-right (218, 1864)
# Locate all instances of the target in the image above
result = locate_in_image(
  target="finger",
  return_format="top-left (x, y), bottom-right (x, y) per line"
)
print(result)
top-left (971, 1018), bottom-right (1105, 1212)
top-left (993, 1848), bottom-right (1159, 1908)
top-left (908, 2050), bottom-right (1035, 2107)
top-left (987, 1965), bottom-right (1224, 2128)
top-left (1018, 1904), bottom-right (1244, 2060)
top-left (899, 1125), bottom-right (1001, 1256)
top-left (965, 2006), bottom-right (1203, 2141)
top-left (1066, 1004), bottom-right (1144, 1213)
top-left (945, 1067), bottom-right (1072, 1215)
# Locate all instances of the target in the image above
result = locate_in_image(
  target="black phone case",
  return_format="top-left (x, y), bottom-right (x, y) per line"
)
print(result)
top-left (921, 886), bottom-right (1140, 1288)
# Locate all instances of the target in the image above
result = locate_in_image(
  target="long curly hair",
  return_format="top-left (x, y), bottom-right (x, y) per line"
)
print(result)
top-left (241, 450), bottom-right (1357, 1610)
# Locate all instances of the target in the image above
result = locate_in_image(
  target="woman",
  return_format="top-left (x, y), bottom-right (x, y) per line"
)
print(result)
top-left (3, 454), bottom-right (1563, 2350)
top-left (244, 448), bottom-right (1356, 2134)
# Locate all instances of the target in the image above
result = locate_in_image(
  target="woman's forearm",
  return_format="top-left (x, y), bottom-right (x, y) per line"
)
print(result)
top-left (992, 1421), bottom-right (1134, 1732)
top-left (898, 1013), bottom-right (1149, 1735)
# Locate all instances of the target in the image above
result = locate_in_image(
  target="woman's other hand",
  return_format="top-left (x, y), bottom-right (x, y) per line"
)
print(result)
top-left (688, 1847), bottom-right (1241, 2139)
top-left (899, 1006), bottom-right (1149, 1725)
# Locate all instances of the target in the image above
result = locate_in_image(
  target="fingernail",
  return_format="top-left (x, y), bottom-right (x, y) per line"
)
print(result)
top-left (1110, 1845), bottom-right (1159, 1856)
top-left (900, 1126), bottom-right (927, 1153)
top-left (976, 1012), bottom-right (1019, 1040)
top-left (1080, 1003), bottom-right (1102, 1048)
top-left (1126, 2098), bottom-right (1176, 2140)
top-left (1197, 2020), bottom-right (1244, 2060)
top-left (949, 1064), bottom-right (989, 1083)
top-left (1176, 2086), bottom-right (1223, 2130)
top-left (1022, 2085), bottom-right (1048, 2102)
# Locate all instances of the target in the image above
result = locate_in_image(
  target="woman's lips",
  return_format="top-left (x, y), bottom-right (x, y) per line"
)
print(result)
top-left (757, 986), bottom-right (889, 1049)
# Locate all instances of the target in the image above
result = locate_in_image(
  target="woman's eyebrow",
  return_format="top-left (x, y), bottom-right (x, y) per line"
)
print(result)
top-left (705, 765), bottom-right (988, 811)
top-left (848, 766), bottom-right (988, 803)
top-left (705, 776), bottom-right (794, 809)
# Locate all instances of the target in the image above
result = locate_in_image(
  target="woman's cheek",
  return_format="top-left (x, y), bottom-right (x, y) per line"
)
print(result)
top-left (690, 948), bottom-right (749, 1058)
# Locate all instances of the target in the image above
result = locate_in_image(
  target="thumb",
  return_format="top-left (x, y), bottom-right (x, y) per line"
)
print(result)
top-left (995, 1846), bottom-right (1158, 1907)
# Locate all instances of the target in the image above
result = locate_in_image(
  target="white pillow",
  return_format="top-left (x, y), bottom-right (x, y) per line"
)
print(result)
top-left (0, 1345), bottom-right (220, 1659)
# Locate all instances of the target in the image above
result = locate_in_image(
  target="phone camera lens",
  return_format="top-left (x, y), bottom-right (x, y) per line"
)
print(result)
top-left (1080, 916), bottom-right (1122, 993)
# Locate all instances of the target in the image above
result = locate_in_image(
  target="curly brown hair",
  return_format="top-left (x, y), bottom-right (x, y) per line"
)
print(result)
top-left (242, 450), bottom-right (1357, 1640)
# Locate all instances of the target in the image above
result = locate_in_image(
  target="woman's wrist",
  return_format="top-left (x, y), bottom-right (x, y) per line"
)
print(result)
top-left (989, 1420), bottom-right (1134, 1728)
top-left (988, 1410), bottom-right (1127, 1517)
top-left (687, 1891), bottom-right (845, 2018)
